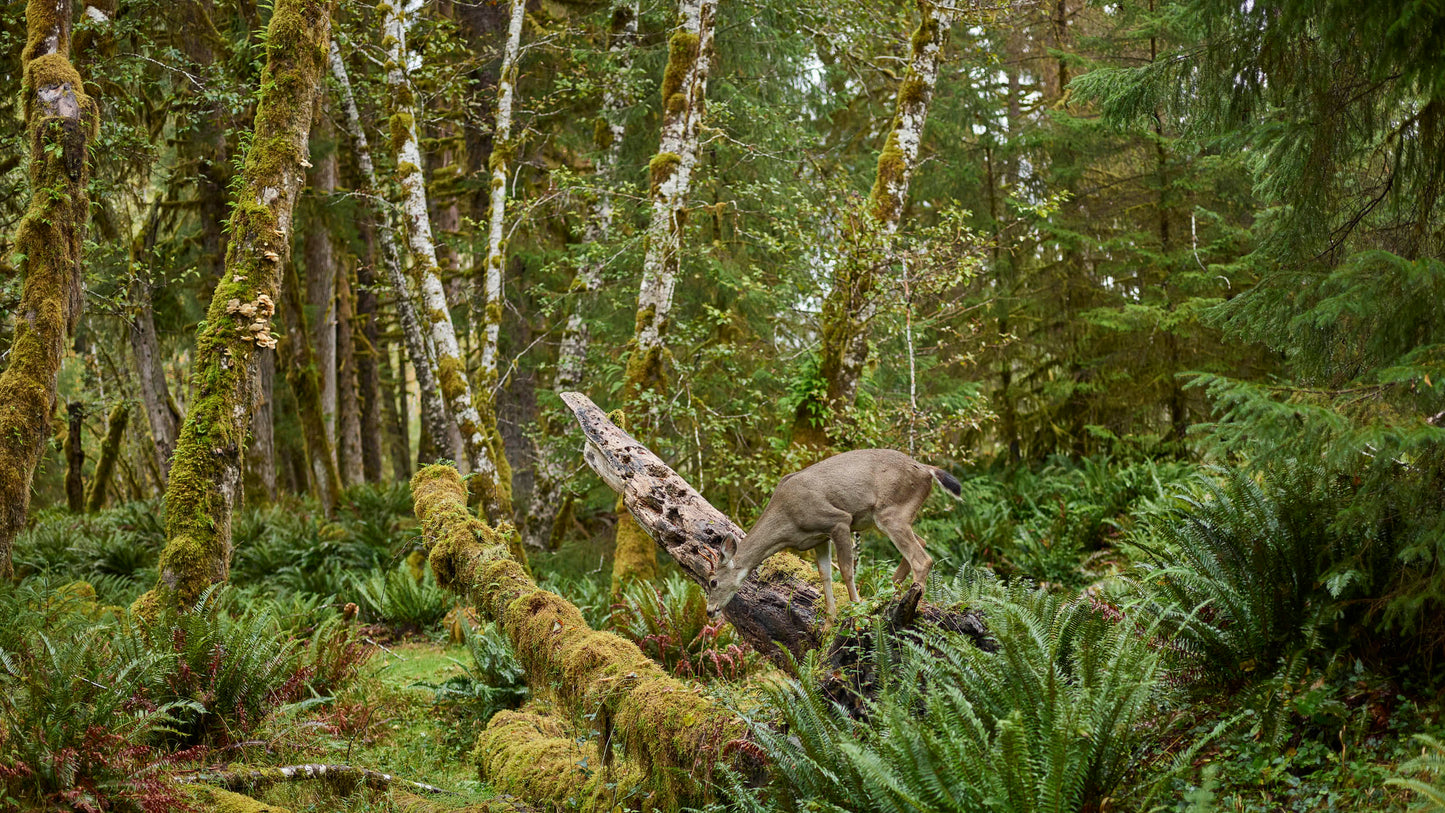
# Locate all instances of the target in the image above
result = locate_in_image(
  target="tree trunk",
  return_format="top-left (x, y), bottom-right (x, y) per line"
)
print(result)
top-left (382, 347), bottom-right (411, 482)
top-left (477, 0), bottom-right (525, 391)
top-left (248, 351), bottom-right (278, 502)
top-left (414, 464), bottom-right (743, 807)
top-left (303, 112), bottom-right (339, 463)
top-left (354, 221), bottom-right (383, 483)
top-left (131, 273), bottom-right (180, 480)
top-left (336, 262), bottom-right (364, 487)
top-left (384, 4), bottom-right (511, 524)
top-left (623, 0), bottom-right (718, 412)
top-left (522, 0), bottom-right (638, 552)
top-left (66, 402), bottom-right (86, 512)
top-left (794, 0), bottom-right (951, 449)
top-left (329, 40), bottom-right (453, 469)
top-left (134, 0), bottom-right (333, 616)
top-left (176, 0), bottom-right (229, 295)
top-left (282, 256), bottom-right (342, 514)
top-left (85, 402), bottom-right (127, 512)
top-left (0, 0), bottom-right (98, 579)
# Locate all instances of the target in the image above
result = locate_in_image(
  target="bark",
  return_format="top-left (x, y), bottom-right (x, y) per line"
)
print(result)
top-left (794, 0), bottom-right (951, 449)
top-left (65, 402), bottom-right (85, 512)
top-left (248, 351), bottom-right (278, 502)
top-left (282, 256), bottom-right (342, 514)
top-left (176, 0), bottom-right (230, 294)
top-left (477, 0), bottom-right (525, 390)
top-left (0, 0), bottom-right (98, 579)
top-left (131, 274), bottom-right (179, 480)
top-left (84, 402), bottom-right (126, 512)
top-left (329, 40), bottom-right (453, 468)
top-left (335, 262), bottom-right (364, 487)
top-left (354, 222), bottom-right (383, 483)
top-left (623, 0), bottom-right (718, 412)
top-left (381, 346), bottom-right (411, 482)
top-left (413, 464), bottom-right (743, 807)
top-left (384, 4), bottom-right (511, 523)
top-left (303, 112), bottom-right (339, 460)
top-left (522, 0), bottom-right (638, 551)
top-left (134, 0), bottom-right (333, 615)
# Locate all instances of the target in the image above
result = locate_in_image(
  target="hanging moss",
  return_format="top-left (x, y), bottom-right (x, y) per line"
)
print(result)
top-left (414, 465), bottom-right (742, 806)
top-left (659, 31), bottom-right (699, 108)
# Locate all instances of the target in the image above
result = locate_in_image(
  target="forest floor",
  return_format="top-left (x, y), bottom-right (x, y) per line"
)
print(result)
top-left (220, 640), bottom-right (499, 812)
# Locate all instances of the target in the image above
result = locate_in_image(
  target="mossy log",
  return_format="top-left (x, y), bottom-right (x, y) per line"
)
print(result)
top-left (413, 464), bottom-right (743, 807)
top-left (190, 787), bottom-right (292, 813)
top-left (476, 710), bottom-right (645, 812)
top-left (0, 0), bottom-right (99, 578)
top-left (559, 391), bottom-right (992, 672)
top-left (134, 0), bottom-right (333, 615)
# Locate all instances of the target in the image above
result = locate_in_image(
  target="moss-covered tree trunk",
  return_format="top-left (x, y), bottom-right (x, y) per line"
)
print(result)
top-left (0, 0), bottom-right (98, 579)
top-left (477, 0), bottom-right (524, 393)
top-left (85, 402), bottom-right (127, 512)
top-left (384, 4), bottom-right (512, 524)
top-left (792, 0), bottom-right (951, 451)
top-left (413, 464), bottom-right (742, 807)
top-left (623, 0), bottom-right (718, 411)
top-left (134, 0), bottom-right (333, 615)
top-left (522, 0), bottom-right (638, 552)
top-left (328, 41), bottom-right (454, 472)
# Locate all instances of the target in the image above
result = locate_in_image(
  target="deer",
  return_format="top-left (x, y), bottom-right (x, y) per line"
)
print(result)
top-left (705, 448), bottom-right (962, 620)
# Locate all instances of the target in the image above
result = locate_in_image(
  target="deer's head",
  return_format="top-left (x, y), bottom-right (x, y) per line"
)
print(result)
top-left (705, 533), bottom-right (751, 619)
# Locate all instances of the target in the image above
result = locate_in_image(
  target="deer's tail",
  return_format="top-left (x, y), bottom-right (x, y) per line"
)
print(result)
top-left (931, 467), bottom-right (963, 500)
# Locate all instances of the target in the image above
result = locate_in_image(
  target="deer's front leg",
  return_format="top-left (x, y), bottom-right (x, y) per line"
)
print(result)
top-left (830, 524), bottom-right (860, 603)
top-left (815, 543), bottom-right (836, 618)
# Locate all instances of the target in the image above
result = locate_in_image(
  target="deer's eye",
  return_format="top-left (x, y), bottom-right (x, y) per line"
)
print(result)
top-left (709, 579), bottom-right (717, 588)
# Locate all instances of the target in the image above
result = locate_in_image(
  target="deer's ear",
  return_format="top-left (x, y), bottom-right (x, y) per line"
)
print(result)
top-left (722, 532), bottom-right (738, 563)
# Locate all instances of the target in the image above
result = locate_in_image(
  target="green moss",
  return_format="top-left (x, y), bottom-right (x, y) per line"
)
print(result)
top-left (84, 402), bottom-right (128, 512)
top-left (592, 116), bottom-right (612, 150)
top-left (659, 31), bottom-right (699, 105)
top-left (910, 12), bottom-right (942, 56)
top-left (475, 709), bottom-right (644, 812)
top-left (869, 133), bottom-right (907, 222)
top-left (897, 75), bottom-right (928, 109)
top-left (412, 464), bottom-right (743, 805)
top-left (648, 152), bottom-right (681, 197)
top-left (437, 354), bottom-right (469, 402)
top-left (190, 787), bottom-right (292, 813)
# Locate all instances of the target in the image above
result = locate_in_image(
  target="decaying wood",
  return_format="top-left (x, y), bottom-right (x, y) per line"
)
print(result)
top-left (559, 391), bottom-right (992, 671)
top-left (560, 391), bottom-right (825, 667)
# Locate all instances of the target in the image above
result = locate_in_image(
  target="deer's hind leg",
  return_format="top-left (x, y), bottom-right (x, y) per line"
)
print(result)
top-left (877, 510), bottom-right (933, 591)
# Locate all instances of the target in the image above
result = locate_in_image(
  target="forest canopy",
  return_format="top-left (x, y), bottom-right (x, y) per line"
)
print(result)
top-left (1, 0), bottom-right (1443, 811)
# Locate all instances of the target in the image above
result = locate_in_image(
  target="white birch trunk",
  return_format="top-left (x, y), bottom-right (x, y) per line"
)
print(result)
top-left (523, 0), bottom-right (638, 550)
top-left (624, 0), bottom-right (718, 404)
top-left (478, 0), bottom-right (526, 385)
top-left (328, 40), bottom-right (454, 467)
top-left (383, 4), bottom-right (509, 521)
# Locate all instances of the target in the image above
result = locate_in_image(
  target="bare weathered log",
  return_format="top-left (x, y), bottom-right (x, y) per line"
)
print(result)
top-left (184, 763), bottom-right (452, 796)
top-left (561, 391), bottom-right (823, 666)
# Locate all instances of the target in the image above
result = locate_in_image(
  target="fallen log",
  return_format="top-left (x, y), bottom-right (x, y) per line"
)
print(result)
top-left (413, 464), bottom-right (743, 807)
top-left (559, 391), bottom-right (991, 672)
top-left (181, 763), bottom-right (452, 796)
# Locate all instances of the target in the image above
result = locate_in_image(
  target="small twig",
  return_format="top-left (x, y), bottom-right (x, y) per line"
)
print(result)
top-left (364, 637), bottom-right (405, 660)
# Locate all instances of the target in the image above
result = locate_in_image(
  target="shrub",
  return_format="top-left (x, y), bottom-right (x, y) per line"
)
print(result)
top-left (348, 564), bottom-right (453, 633)
top-left (745, 572), bottom-right (1190, 813)
top-left (416, 621), bottom-right (527, 725)
top-left (614, 572), bottom-right (755, 681)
